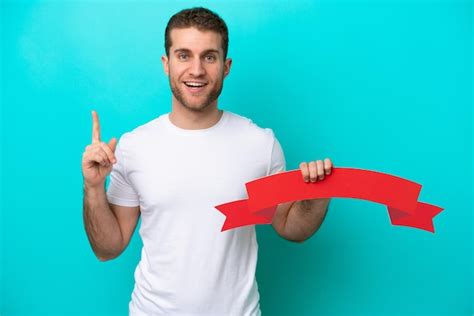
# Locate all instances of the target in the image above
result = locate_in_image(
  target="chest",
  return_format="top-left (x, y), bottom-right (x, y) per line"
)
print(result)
top-left (126, 138), bottom-right (268, 211)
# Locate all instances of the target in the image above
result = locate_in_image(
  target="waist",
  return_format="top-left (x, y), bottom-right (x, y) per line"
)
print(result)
top-left (130, 257), bottom-right (260, 315)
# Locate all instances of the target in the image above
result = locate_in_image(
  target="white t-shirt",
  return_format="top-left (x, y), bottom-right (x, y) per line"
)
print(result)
top-left (106, 110), bottom-right (286, 316)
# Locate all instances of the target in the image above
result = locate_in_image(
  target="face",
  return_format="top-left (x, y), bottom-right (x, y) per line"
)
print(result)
top-left (162, 27), bottom-right (232, 113)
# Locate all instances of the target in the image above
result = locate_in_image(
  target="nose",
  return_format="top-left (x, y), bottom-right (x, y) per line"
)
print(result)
top-left (189, 59), bottom-right (205, 77)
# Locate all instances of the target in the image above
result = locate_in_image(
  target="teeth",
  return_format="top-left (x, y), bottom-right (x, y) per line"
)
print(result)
top-left (185, 82), bottom-right (206, 87)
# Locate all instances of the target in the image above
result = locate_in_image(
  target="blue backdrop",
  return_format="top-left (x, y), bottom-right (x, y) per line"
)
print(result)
top-left (1, 0), bottom-right (472, 315)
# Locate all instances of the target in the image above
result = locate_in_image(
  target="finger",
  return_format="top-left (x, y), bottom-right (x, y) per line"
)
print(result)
top-left (92, 110), bottom-right (101, 144)
top-left (83, 149), bottom-right (109, 167)
top-left (108, 137), bottom-right (118, 153)
top-left (324, 158), bottom-right (333, 175)
top-left (299, 162), bottom-right (310, 182)
top-left (88, 147), bottom-right (110, 166)
top-left (94, 151), bottom-right (110, 167)
top-left (308, 161), bottom-right (318, 182)
top-left (316, 160), bottom-right (324, 180)
top-left (100, 142), bottom-right (117, 164)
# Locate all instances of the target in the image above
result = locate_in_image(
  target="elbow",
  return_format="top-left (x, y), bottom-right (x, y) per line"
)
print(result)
top-left (277, 231), bottom-right (308, 243)
top-left (95, 249), bottom-right (121, 262)
top-left (274, 226), bottom-right (309, 243)
top-left (97, 253), bottom-right (118, 262)
top-left (97, 255), bottom-right (112, 262)
top-left (94, 240), bottom-right (125, 262)
top-left (280, 227), bottom-right (320, 243)
top-left (285, 236), bottom-right (307, 243)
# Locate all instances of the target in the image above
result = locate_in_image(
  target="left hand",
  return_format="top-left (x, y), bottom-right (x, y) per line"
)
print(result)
top-left (299, 158), bottom-right (333, 183)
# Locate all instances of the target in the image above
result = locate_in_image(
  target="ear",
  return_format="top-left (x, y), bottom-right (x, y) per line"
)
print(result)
top-left (223, 58), bottom-right (232, 78)
top-left (161, 55), bottom-right (169, 76)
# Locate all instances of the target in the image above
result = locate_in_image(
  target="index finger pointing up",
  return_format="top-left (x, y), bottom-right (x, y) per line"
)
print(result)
top-left (92, 110), bottom-right (101, 143)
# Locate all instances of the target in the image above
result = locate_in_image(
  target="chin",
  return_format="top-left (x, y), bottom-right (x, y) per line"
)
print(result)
top-left (184, 97), bottom-right (214, 110)
top-left (183, 102), bottom-right (211, 112)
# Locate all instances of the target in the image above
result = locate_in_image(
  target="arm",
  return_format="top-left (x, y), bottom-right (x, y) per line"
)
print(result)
top-left (272, 198), bottom-right (330, 243)
top-left (83, 183), bottom-right (140, 261)
top-left (271, 159), bottom-right (333, 242)
top-left (82, 110), bottom-right (140, 262)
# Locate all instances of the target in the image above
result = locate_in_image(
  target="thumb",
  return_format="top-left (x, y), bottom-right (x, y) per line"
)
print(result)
top-left (108, 137), bottom-right (118, 152)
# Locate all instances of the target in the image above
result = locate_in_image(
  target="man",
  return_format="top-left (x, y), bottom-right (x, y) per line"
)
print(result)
top-left (82, 7), bottom-right (332, 315)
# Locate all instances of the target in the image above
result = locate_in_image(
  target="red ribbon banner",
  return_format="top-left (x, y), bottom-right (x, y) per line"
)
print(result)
top-left (215, 168), bottom-right (444, 233)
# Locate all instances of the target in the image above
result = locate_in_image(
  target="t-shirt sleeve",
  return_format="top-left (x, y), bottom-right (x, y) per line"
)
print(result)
top-left (266, 130), bottom-right (286, 176)
top-left (106, 135), bottom-right (140, 207)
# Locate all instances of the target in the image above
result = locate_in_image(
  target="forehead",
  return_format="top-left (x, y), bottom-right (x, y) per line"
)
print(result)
top-left (169, 27), bottom-right (223, 54)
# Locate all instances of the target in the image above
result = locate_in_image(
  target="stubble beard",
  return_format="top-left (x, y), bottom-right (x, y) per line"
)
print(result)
top-left (169, 74), bottom-right (224, 113)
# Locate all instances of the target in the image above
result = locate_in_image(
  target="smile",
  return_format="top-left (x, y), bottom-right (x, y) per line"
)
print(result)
top-left (184, 81), bottom-right (208, 88)
top-left (183, 81), bottom-right (208, 94)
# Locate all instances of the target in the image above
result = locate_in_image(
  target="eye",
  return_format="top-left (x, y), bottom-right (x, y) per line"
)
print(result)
top-left (178, 53), bottom-right (188, 61)
top-left (204, 55), bottom-right (216, 62)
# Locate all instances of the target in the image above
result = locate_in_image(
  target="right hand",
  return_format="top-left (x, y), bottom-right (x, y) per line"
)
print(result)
top-left (82, 110), bottom-right (118, 188)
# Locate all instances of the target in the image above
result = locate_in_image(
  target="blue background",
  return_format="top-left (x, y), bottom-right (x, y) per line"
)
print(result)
top-left (1, 0), bottom-right (472, 315)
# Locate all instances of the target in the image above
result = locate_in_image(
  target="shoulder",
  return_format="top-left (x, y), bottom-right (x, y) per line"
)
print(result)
top-left (117, 115), bottom-right (164, 148)
top-left (225, 111), bottom-right (276, 142)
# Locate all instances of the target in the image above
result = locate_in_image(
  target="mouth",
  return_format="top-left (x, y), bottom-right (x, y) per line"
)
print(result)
top-left (183, 81), bottom-right (208, 93)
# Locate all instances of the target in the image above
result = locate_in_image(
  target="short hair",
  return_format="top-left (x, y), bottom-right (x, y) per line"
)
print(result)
top-left (165, 7), bottom-right (229, 59)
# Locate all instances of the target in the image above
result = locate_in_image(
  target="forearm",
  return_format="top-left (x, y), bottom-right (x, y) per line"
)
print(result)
top-left (281, 198), bottom-right (330, 242)
top-left (83, 182), bottom-right (123, 261)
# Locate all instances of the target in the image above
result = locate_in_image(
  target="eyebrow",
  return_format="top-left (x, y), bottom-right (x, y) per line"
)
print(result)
top-left (173, 48), bottom-right (220, 55)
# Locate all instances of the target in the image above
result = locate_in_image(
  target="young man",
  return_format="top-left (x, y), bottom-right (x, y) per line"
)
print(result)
top-left (82, 7), bottom-right (332, 315)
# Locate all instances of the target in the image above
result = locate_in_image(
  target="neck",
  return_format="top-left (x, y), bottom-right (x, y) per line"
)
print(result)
top-left (169, 98), bottom-right (223, 130)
